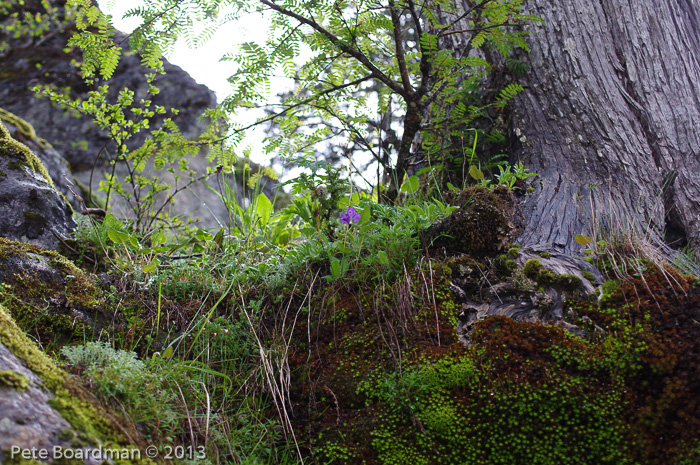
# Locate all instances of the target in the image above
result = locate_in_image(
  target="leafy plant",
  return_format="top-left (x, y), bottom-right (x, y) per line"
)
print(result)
top-left (69, 0), bottom-right (540, 203)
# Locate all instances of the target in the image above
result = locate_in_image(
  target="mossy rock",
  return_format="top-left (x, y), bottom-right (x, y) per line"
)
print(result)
top-left (0, 237), bottom-right (106, 348)
top-left (422, 186), bottom-right (523, 257)
top-left (0, 303), bottom-right (159, 464)
top-left (0, 369), bottom-right (30, 391)
top-left (0, 118), bottom-right (54, 189)
top-left (0, 119), bottom-right (75, 250)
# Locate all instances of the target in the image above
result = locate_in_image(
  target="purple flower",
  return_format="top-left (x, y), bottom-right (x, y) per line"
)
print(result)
top-left (340, 206), bottom-right (361, 225)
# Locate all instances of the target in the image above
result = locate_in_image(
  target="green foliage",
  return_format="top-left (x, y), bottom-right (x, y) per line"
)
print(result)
top-left (278, 197), bottom-right (456, 286)
top-left (76, 0), bottom-right (540, 200)
top-left (34, 73), bottom-right (230, 235)
top-left (0, 0), bottom-right (66, 54)
top-left (495, 162), bottom-right (538, 189)
top-left (61, 341), bottom-right (178, 437)
top-left (282, 158), bottom-right (350, 236)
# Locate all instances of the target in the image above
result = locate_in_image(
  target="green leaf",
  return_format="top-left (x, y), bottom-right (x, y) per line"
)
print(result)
top-left (330, 258), bottom-right (342, 279)
top-left (107, 227), bottom-right (138, 248)
top-left (575, 234), bottom-right (592, 246)
top-left (254, 193), bottom-right (273, 224)
top-left (360, 207), bottom-right (371, 224)
top-left (142, 259), bottom-right (160, 273)
top-left (469, 165), bottom-right (484, 181)
top-left (152, 230), bottom-right (166, 246)
top-left (377, 250), bottom-right (390, 266)
top-left (400, 175), bottom-right (420, 194)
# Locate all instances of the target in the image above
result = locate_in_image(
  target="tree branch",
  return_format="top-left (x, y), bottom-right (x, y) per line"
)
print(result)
top-left (257, 0), bottom-right (406, 96)
top-left (388, 0), bottom-right (413, 95)
top-left (231, 73), bottom-right (375, 134)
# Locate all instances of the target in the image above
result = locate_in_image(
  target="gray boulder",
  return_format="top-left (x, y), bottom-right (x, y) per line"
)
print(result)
top-left (0, 120), bottom-right (75, 250)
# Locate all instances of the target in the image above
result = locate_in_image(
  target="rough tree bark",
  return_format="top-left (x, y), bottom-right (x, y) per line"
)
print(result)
top-left (506, 0), bottom-right (700, 252)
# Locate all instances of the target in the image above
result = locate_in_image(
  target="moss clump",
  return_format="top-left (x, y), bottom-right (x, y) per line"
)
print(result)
top-left (581, 269), bottom-right (596, 283)
top-left (537, 251), bottom-right (552, 259)
top-left (522, 258), bottom-right (554, 283)
top-left (0, 369), bottom-right (30, 391)
top-left (557, 273), bottom-right (582, 289)
top-left (507, 245), bottom-right (521, 258)
top-left (0, 108), bottom-right (39, 141)
top-left (523, 258), bottom-right (581, 289)
top-left (425, 186), bottom-right (522, 257)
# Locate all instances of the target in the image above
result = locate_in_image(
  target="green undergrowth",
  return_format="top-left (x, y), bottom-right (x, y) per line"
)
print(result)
top-left (5, 179), bottom-right (700, 463)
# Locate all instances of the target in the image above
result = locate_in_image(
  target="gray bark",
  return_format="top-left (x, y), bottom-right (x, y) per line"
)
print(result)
top-left (509, 0), bottom-right (700, 252)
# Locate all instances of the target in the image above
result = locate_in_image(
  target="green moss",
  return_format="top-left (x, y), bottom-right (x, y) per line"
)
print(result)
top-left (581, 269), bottom-right (595, 283)
top-left (523, 259), bottom-right (581, 289)
top-left (431, 186), bottom-right (518, 257)
top-left (0, 237), bottom-right (101, 308)
top-left (0, 130), bottom-right (55, 189)
top-left (599, 280), bottom-right (622, 305)
top-left (523, 258), bottom-right (546, 281)
top-left (0, 369), bottom-right (30, 391)
top-left (507, 245), bottom-right (521, 258)
top-left (537, 251), bottom-right (552, 259)
top-left (0, 237), bottom-right (103, 346)
top-left (0, 108), bottom-right (39, 141)
top-left (0, 304), bottom-right (155, 464)
top-left (557, 273), bottom-right (582, 289)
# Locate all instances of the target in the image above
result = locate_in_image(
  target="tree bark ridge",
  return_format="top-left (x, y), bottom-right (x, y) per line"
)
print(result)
top-left (510, 0), bottom-right (700, 252)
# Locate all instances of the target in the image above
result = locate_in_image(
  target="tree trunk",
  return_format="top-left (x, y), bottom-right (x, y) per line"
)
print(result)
top-left (507, 0), bottom-right (700, 253)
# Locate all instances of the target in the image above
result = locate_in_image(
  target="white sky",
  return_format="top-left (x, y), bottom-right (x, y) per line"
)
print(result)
top-left (99, 0), bottom-right (262, 101)
top-left (97, 1), bottom-right (378, 187)
top-left (98, 0), bottom-right (278, 168)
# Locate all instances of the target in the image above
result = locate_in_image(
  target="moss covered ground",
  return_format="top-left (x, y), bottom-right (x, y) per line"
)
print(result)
top-left (1, 174), bottom-right (698, 464)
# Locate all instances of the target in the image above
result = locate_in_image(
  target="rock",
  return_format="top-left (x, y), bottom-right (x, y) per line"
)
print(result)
top-left (0, 236), bottom-right (108, 347)
top-left (0, 108), bottom-right (80, 208)
top-left (0, 303), bottom-right (156, 464)
top-left (0, 2), bottom-right (282, 228)
top-left (0, 120), bottom-right (75, 250)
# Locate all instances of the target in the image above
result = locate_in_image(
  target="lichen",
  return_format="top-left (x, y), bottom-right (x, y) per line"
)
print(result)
top-left (0, 369), bottom-right (30, 391)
